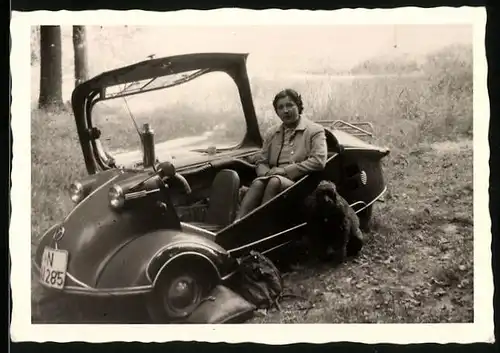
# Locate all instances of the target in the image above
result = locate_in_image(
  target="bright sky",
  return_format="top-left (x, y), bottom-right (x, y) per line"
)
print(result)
top-left (36, 24), bottom-right (471, 102)
top-left (59, 24), bottom-right (472, 74)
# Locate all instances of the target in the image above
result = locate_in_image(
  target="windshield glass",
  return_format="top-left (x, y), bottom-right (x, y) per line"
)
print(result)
top-left (92, 70), bottom-right (247, 165)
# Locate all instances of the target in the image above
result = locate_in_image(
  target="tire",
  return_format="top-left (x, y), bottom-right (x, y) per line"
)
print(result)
top-left (146, 257), bottom-right (218, 323)
top-left (358, 205), bottom-right (373, 233)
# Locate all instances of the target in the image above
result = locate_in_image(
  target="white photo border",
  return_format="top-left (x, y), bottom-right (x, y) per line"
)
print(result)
top-left (10, 6), bottom-right (493, 344)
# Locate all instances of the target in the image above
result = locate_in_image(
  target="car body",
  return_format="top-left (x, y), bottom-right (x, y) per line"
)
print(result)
top-left (33, 52), bottom-right (390, 323)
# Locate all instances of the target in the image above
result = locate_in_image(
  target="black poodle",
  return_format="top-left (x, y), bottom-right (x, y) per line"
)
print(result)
top-left (304, 180), bottom-right (364, 263)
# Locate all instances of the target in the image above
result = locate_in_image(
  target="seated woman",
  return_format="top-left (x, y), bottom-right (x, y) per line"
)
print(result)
top-left (235, 88), bottom-right (328, 220)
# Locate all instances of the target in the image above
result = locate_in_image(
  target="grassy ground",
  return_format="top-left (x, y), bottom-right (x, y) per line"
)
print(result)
top-left (249, 139), bottom-right (473, 323)
top-left (30, 43), bottom-right (473, 323)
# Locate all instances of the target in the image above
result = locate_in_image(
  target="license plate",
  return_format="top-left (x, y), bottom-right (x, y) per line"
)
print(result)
top-left (40, 247), bottom-right (68, 290)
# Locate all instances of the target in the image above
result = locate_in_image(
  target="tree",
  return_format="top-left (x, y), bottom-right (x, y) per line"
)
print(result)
top-left (73, 26), bottom-right (89, 87)
top-left (38, 26), bottom-right (64, 110)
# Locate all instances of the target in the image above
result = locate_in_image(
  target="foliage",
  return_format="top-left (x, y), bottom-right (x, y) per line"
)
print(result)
top-left (30, 26), bottom-right (40, 65)
top-left (350, 53), bottom-right (421, 75)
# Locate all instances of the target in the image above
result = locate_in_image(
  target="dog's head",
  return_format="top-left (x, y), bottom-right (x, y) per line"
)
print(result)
top-left (304, 180), bottom-right (340, 214)
top-left (315, 180), bottom-right (339, 207)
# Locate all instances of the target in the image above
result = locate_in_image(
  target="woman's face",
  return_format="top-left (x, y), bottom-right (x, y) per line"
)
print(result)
top-left (275, 95), bottom-right (300, 126)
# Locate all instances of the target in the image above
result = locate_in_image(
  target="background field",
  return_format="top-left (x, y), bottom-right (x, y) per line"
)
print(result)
top-left (31, 25), bottom-right (474, 323)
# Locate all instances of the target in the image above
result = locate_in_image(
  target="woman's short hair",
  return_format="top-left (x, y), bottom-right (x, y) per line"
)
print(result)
top-left (272, 88), bottom-right (304, 114)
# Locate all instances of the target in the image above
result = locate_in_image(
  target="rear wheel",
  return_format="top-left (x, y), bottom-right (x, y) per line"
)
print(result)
top-left (358, 205), bottom-right (373, 232)
top-left (146, 258), bottom-right (218, 323)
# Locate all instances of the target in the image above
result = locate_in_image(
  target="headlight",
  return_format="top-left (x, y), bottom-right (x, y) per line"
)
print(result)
top-left (109, 185), bottom-right (125, 209)
top-left (69, 181), bottom-right (85, 204)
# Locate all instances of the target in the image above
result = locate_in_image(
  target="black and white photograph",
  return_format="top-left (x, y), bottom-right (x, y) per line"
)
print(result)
top-left (10, 7), bottom-right (493, 344)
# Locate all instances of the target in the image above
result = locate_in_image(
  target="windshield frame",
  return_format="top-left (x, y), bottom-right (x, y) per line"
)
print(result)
top-left (94, 67), bottom-right (213, 103)
top-left (72, 53), bottom-right (263, 174)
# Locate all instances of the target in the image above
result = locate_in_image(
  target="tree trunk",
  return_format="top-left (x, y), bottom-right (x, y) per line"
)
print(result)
top-left (73, 26), bottom-right (89, 87)
top-left (38, 26), bottom-right (64, 110)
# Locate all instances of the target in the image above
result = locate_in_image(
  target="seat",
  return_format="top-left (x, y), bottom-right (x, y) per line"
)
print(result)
top-left (191, 169), bottom-right (241, 233)
top-left (324, 128), bottom-right (344, 154)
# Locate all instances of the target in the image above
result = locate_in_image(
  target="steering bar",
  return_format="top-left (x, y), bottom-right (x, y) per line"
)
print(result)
top-left (173, 173), bottom-right (192, 195)
top-left (157, 156), bottom-right (257, 196)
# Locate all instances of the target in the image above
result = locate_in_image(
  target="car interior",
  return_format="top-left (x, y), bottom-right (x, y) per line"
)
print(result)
top-left (174, 128), bottom-right (346, 235)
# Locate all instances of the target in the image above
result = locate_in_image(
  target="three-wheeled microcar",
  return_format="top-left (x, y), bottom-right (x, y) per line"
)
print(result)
top-left (33, 53), bottom-right (390, 323)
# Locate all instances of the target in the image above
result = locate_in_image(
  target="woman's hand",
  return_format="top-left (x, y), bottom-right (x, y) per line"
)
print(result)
top-left (267, 167), bottom-right (287, 176)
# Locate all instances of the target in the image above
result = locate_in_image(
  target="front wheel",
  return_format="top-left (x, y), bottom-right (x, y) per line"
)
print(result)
top-left (146, 259), bottom-right (217, 323)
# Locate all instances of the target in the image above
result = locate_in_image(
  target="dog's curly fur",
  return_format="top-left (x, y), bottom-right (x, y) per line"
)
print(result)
top-left (304, 180), bottom-right (364, 263)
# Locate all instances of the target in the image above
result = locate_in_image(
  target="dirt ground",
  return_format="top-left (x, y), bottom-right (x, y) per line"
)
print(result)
top-left (248, 140), bottom-right (474, 323)
top-left (248, 139), bottom-right (474, 323)
top-left (31, 138), bottom-right (473, 324)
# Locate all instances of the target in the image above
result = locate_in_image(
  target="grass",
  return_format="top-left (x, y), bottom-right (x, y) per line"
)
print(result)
top-left (31, 43), bottom-right (473, 323)
top-left (250, 140), bottom-right (473, 323)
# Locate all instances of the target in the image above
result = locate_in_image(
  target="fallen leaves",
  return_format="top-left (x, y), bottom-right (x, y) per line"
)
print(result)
top-left (247, 142), bottom-right (473, 324)
top-left (457, 279), bottom-right (471, 289)
top-left (382, 255), bottom-right (396, 264)
top-left (405, 297), bottom-right (422, 307)
top-left (433, 288), bottom-right (446, 297)
top-left (431, 277), bottom-right (447, 286)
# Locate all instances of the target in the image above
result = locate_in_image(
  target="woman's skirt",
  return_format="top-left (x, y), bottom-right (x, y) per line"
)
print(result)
top-left (254, 175), bottom-right (295, 191)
